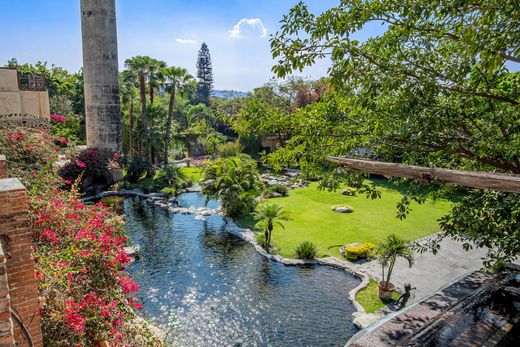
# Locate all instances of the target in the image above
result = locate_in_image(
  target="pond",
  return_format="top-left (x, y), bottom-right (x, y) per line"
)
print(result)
top-left (120, 193), bottom-right (360, 346)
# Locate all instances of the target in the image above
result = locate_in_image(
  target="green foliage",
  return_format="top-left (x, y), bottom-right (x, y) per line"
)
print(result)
top-left (263, 184), bottom-right (289, 198)
top-left (356, 280), bottom-right (400, 313)
top-left (294, 240), bottom-right (317, 259)
top-left (152, 165), bottom-right (190, 193)
top-left (374, 234), bottom-right (414, 288)
top-left (217, 140), bottom-right (243, 158)
top-left (201, 154), bottom-right (264, 217)
top-left (253, 203), bottom-right (291, 251)
top-left (51, 114), bottom-right (83, 143)
top-left (226, 0), bottom-right (520, 265)
top-left (344, 243), bottom-right (375, 261)
top-left (125, 155), bottom-right (152, 183)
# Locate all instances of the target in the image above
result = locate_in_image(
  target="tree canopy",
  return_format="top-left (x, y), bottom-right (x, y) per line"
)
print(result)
top-left (230, 0), bottom-right (519, 265)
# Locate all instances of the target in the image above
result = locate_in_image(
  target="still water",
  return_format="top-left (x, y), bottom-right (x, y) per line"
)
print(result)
top-left (121, 193), bottom-right (359, 346)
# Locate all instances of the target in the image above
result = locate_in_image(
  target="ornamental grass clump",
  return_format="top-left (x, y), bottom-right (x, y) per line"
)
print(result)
top-left (295, 241), bottom-right (317, 259)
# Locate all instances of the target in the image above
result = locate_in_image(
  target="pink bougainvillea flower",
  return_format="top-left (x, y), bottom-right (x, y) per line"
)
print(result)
top-left (49, 114), bottom-right (67, 123)
top-left (65, 180), bottom-right (72, 185)
top-left (76, 160), bottom-right (86, 168)
top-left (113, 152), bottom-right (120, 159)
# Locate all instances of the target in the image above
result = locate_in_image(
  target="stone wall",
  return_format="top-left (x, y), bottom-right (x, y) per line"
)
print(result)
top-left (0, 156), bottom-right (43, 347)
top-left (0, 68), bottom-right (50, 118)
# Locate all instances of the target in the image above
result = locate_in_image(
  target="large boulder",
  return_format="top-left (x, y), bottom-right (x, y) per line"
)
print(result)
top-left (333, 206), bottom-right (353, 213)
top-left (341, 189), bottom-right (354, 196)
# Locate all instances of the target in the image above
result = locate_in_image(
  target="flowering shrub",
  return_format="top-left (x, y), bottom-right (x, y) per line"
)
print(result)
top-left (344, 243), bottom-right (375, 261)
top-left (1, 127), bottom-right (161, 346)
top-left (60, 148), bottom-right (121, 186)
top-left (30, 192), bottom-right (144, 345)
top-left (0, 127), bottom-right (67, 194)
top-left (50, 114), bottom-right (67, 123)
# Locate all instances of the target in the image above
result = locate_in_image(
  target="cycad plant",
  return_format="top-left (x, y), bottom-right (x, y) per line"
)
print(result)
top-left (373, 234), bottom-right (414, 299)
top-left (253, 203), bottom-right (291, 252)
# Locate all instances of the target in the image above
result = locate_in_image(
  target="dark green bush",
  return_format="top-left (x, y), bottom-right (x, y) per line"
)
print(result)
top-left (125, 156), bottom-right (152, 183)
top-left (153, 165), bottom-right (190, 191)
top-left (295, 241), bottom-right (317, 260)
top-left (264, 184), bottom-right (289, 198)
top-left (60, 148), bottom-right (114, 183)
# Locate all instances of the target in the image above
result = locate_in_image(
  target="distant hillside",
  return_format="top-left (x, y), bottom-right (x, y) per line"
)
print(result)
top-left (212, 90), bottom-right (249, 99)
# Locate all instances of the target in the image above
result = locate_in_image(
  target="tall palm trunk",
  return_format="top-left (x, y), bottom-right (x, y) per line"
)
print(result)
top-left (150, 86), bottom-right (155, 104)
top-left (129, 97), bottom-right (134, 155)
top-left (163, 83), bottom-right (176, 164)
top-left (139, 74), bottom-right (150, 161)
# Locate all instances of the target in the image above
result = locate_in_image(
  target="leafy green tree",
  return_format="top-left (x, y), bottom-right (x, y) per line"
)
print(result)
top-left (253, 203), bottom-right (291, 252)
top-left (162, 66), bottom-right (194, 163)
top-left (238, 0), bottom-right (520, 265)
top-left (201, 154), bottom-right (264, 217)
top-left (196, 42), bottom-right (214, 105)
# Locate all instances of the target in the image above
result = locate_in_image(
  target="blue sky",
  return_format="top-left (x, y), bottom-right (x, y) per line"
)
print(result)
top-left (0, 1), bottom-right (392, 91)
top-left (0, 0), bottom-right (377, 91)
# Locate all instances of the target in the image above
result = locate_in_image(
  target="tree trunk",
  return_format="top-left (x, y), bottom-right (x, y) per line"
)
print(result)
top-left (164, 83), bottom-right (176, 164)
top-left (139, 74), bottom-right (150, 161)
top-left (150, 85), bottom-right (154, 104)
top-left (129, 98), bottom-right (134, 155)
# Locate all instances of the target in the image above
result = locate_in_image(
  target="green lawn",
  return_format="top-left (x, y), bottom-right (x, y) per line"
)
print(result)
top-left (238, 179), bottom-right (452, 258)
top-left (356, 280), bottom-right (401, 313)
top-left (181, 166), bottom-right (203, 183)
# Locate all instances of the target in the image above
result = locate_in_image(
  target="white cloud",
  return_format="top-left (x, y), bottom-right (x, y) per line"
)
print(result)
top-left (175, 38), bottom-right (197, 45)
top-left (229, 18), bottom-right (267, 38)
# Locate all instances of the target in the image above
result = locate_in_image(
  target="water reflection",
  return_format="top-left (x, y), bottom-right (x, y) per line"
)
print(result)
top-left (124, 194), bottom-right (359, 346)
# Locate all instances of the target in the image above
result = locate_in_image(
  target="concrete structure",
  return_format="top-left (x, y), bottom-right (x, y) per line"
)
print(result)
top-left (81, 0), bottom-right (121, 151)
top-left (0, 68), bottom-right (50, 117)
top-left (0, 156), bottom-right (43, 347)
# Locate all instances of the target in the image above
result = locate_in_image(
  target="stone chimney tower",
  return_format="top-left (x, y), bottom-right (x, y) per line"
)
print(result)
top-left (80, 0), bottom-right (121, 151)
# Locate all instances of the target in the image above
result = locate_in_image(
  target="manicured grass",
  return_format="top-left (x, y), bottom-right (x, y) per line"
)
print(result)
top-left (181, 166), bottom-right (203, 183)
top-left (237, 179), bottom-right (452, 258)
top-left (356, 280), bottom-right (401, 313)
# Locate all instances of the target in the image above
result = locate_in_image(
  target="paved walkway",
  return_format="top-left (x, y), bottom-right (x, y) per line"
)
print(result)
top-left (352, 235), bottom-right (489, 303)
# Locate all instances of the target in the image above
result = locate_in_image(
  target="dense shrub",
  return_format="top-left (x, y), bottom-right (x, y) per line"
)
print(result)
top-left (60, 148), bottom-right (120, 184)
top-left (295, 241), bottom-right (317, 259)
top-left (0, 127), bottom-right (67, 194)
top-left (201, 154), bottom-right (263, 217)
top-left (264, 184), bottom-right (288, 198)
top-left (344, 243), bottom-right (375, 261)
top-left (125, 155), bottom-right (152, 183)
top-left (217, 140), bottom-right (243, 158)
top-left (153, 165), bottom-right (190, 193)
top-left (50, 113), bottom-right (83, 143)
top-left (2, 128), bottom-right (160, 346)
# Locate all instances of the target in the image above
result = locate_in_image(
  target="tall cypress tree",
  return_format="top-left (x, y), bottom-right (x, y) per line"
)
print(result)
top-left (196, 42), bottom-right (214, 106)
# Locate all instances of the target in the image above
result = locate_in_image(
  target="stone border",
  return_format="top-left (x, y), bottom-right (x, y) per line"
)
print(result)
top-left (224, 217), bottom-right (371, 314)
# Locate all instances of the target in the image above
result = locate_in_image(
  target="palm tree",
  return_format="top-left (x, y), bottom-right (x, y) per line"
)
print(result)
top-left (373, 234), bottom-right (414, 299)
top-left (148, 59), bottom-right (166, 104)
top-left (120, 70), bottom-right (138, 155)
top-left (161, 67), bottom-right (194, 163)
top-left (124, 56), bottom-right (151, 161)
top-left (253, 203), bottom-right (291, 252)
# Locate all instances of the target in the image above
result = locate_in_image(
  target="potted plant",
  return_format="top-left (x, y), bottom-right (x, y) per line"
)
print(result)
top-left (373, 234), bottom-right (414, 300)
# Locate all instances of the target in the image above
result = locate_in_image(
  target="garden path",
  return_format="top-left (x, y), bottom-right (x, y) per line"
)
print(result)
top-left (352, 235), bottom-right (489, 303)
